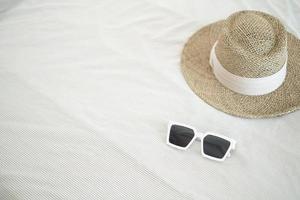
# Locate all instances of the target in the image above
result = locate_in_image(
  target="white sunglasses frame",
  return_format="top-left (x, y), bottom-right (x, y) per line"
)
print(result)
top-left (167, 121), bottom-right (236, 162)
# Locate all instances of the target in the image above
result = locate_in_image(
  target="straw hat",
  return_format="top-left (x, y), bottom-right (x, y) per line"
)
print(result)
top-left (181, 10), bottom-right (300, 118)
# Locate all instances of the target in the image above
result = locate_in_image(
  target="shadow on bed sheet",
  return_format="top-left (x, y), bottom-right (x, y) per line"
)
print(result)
top-left (0, 187), bottom-right (18, 200)
top-left (0, 0), bottom-right (22, 14)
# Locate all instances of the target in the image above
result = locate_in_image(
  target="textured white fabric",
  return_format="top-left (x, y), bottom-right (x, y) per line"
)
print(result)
top-left (0, 0), bottom-right (300, 199)
top-left (210, 41), bottom-right (287, 96)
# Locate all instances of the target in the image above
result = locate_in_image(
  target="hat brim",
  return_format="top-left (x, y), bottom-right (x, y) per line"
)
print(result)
top-left (181, 21), bottom-right (300, 118)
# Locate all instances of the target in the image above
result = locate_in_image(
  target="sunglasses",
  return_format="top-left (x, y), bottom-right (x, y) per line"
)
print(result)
top-left (167, 122), bottom-right (236, 162)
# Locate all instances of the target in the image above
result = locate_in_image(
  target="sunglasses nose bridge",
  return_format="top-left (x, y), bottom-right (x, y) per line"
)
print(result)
top-left (195, 131), bottom-right (204, 140)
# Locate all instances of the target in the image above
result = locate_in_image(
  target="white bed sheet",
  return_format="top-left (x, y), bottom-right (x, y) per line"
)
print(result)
top-left (0, 0), bottom-right (300, 199)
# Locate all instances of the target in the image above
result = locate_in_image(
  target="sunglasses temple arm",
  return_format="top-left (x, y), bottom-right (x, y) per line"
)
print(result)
top-left (227, 140), bottom-right (236, 158)
top-left (231, 140), bottom-right (236, 150)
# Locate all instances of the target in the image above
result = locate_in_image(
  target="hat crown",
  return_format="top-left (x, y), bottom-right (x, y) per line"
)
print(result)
top-left (215, 11), bottom-right (287, 78)
top-left (231, 13), bottom-right (275, 55)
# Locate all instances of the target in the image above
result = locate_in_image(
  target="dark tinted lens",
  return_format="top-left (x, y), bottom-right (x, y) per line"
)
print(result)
top-left (169, 125), bottom-right (195, 147)
top-left (203, 135), bottom-right (230, 159)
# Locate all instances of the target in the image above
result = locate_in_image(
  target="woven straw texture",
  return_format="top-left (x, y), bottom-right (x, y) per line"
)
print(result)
top-left (181, 11), bottom-right (300, 118)
top-left (215, 11), bottom-right (287, 78)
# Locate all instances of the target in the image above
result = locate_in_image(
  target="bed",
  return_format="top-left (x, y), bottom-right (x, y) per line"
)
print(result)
top-left (0, 0), bottom-right (300, 199)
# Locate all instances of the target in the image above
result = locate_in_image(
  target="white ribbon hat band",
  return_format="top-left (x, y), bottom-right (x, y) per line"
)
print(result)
top-left (209, 41), bottom-right (287, 96)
